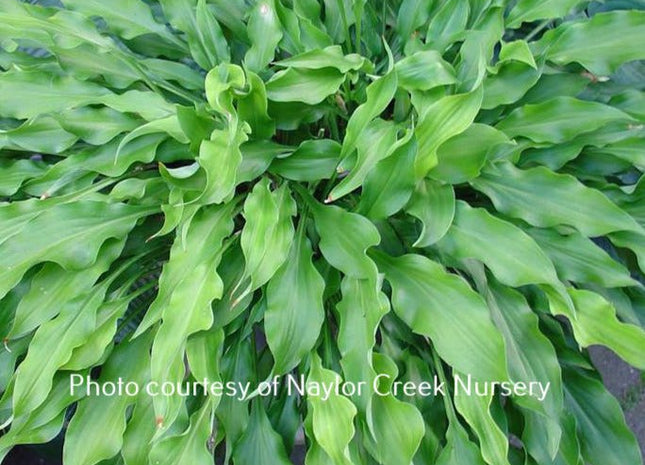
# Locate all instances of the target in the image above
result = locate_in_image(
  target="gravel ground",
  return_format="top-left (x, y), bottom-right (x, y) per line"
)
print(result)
top-left (590, 345), bottom-right (645, 459)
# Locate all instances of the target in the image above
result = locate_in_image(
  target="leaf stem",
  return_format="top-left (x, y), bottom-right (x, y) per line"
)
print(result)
top-left (431, 348), bottom-right (459, 423)
top-left (290, 182), bottom-right (317, 211)
top-left (337, 0), bottom-right (352, 52)
top-left (114, 281), bottom-right (159, 335)
top-left (354, 4), bottom-right (363, 55)
top-left (524, 20), bottom-right (551, 41)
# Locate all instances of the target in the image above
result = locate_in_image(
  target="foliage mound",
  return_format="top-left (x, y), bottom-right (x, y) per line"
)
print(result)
top-left (1, 0), bottom-right (645, 464)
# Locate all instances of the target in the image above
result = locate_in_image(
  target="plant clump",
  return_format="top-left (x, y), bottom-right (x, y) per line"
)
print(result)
top-left (0, 1), bottom-right (644, 464)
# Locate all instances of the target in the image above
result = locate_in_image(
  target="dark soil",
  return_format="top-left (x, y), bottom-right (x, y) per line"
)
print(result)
top-left (4, 446), bottom-right (60, 465)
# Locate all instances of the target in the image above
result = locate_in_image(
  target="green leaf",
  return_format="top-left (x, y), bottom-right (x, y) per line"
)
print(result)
top-left (311, 202), bottom-right (380, 280)
top-left (149, 205), bottom-right (233, 429)
top-left (481, 273), bottom-right (563, 457)
top-left (145, 57), bottom-right (205, 90)
top-left (211, 244), bottom-right (254, 328)
top-left (289, 8), bottom-right (332, 51)
top-left (109, 177), bottom-right (165, 203)
top-left (186, 326), bottom-right (224, 389)
top-left (204, 63), bottom-right (245, 115)
top-left (435, 417), bottom-right (486, 465)
top-left (9, 239), bottom-right (123, 339)
top-left (373, 252), bottom-right (508, 381)
top-left (0, 2), bottom-right (113, 51)
top-left (0, 201), bottom-right (151, 300)
top-left (55, 107), bottom-right (140, 145)
top-left (237, 71), bottom-right (275, 139)
top-left (527, 228), bottom-right (637, 288)
top-left (506, 0), bottom-right (582, 28)
top-left (320, 0), bottom-right (354, 43)
top-left (198, 124), bottom-right (250, 204)
top-left (482, 62), bottom-right (541, 110)
top-left (159, 0), bottom-right (226, 69)
top-left (587, 138), bottom-right (645, 171)
top-left (498, 40), bottom-right (537, 68)
top-left (53, 44), bottom-right (139, 89)
top-left (495, 97), bottom-right (632, 144)
top-left (195, 0), bottom-right (230, 64)
top-left (233, 400), bottom-right (291, 465)
top-left (62, 294), bottom-right (132, 370)
top-left (245, 0), bottom-right (283, 72)
top-left (611, 89), bottom-right (645, 119)
top-left (0, 198), bottom-right (48, 246)
top-left (206, 0), bottom-right (247, 40)
top-left (336, 277), bottom-right (389, 414)
top-left (306, 354), bottom-right (357, 465)
top-left (274, 45), bottom-right (370, 73)
top-left (395, 50), bottom-right (456, 91)
top-left (564, 368), bottom-right (642, 465)
top-left (216, 338), bottom-right (254, 461)
top-left (329, 118), bottom-right (399, 201)
top-left (270, 139), bottom-right (340, 181)
top-left (542, 11), bottom-right (645, 76)
top-left (266, 67), bottom-right (345, 105)
top-left (453, 390), bottom-right (510, 465)
top-left (567, 289), bottom-right (645, 370)
top-left (0, 372), bottom-right (85, 459)
top-left (0, 337), bottom-right (27, 395)
top-left (28, 135), bottom-right (164, 200)
top-left (121, 395), bottom-right (157, 465)
top-left (527, 65), bottom-right (591, 100)
top-left (413, 87), bottom-right (483, 177)
top-left (430, 124), bottom-right (509, 184)
top-left (273, 0), bottom-right (304, 55)
top-left (63, 333), bottom-right (152, 465)
top-left (396, 0), bottom-right (431, 40)
top-left (265, 227), bottom-right (325, 374)
top-left (268, 100), bottom-right (327, 129)
top-left (358, 137), bottom-right (417, 220)
top-left (610, 231), bottom-right (645, 274)
top-left (471, 161), bottom-right (643, 236)
top-left (339, 71), bottom-right (398, 162)
top-left (406, 179), bottom-right (455, 247)
top-left (0, 159), bottom-right (46, 196)
top-left (241, 179), bottom-right (296, 290)
top-left (0, 70), bottom-right (110, 120)
top-left (62, 0), bottom-right (173, 41)
top-left (267, 387), bottom-right (300, 452)
top-left (100, 90), bottom-right (175, 121)
top-left (425, 0), bottom-right (469, 52)
top-left (149, 398), bottom-right (216, 465)
top-left (456, 9), bottom-right (504, 92)
top-left (367, 353), bottom-right (425, 465)
top-left (0, 117), bottom-right (77, 154)
top-left (0, 70), bottom-right (174, 121)
top-left (436, 201), bottom-right (560, 288)
top-left (11, 281), bottom-right (109, 418)
top-left (115, 115), bottom-right (189, 162)
top-left (239, 140), bottom-right (290, 182)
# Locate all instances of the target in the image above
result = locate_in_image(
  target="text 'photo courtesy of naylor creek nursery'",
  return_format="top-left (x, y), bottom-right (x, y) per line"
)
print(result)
top-left (0, 1), bottom-right (645, 465)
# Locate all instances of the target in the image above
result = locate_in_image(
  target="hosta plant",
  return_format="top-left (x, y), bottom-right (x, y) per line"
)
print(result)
top-left (1, 0), bottom-right (645, 464)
